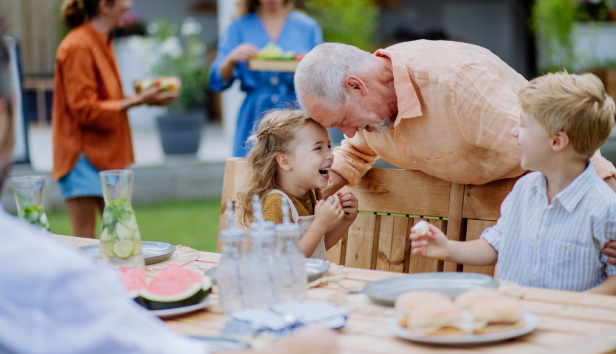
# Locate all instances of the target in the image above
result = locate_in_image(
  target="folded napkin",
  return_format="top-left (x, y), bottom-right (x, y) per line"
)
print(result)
top-left (220, 300), bottom-right (349, 337)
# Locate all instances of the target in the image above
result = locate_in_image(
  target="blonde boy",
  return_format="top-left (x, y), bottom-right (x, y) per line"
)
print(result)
top-left (411, 72), bottom-right (616, 294)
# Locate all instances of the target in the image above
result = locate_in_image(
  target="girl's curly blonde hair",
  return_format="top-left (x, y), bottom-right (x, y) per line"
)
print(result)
top-left (236, 109), bottom-right (313, 226)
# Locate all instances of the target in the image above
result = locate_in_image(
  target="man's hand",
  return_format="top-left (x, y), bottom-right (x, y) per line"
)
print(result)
top-left (605, 176), bottom-right (616, 193)
top-left (337, 191), bottom-right (358, 221)
top-left (322, 170), bottom-right (348, 199)
top-left (602, 241), bottom-right (616, 266)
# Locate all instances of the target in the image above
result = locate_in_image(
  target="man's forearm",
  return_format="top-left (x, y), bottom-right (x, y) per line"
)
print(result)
top-left (446, 239), bottom-right (498, 266)
top-left (585, 275), bottom-right (616, 295)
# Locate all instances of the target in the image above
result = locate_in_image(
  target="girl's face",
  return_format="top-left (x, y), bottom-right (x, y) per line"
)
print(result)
top-left (286, 121), bottom-right (334, 191)
top-left (259, 0), bottom-right (286, 11)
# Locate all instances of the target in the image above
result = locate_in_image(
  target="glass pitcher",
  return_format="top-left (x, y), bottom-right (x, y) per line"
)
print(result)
top-left (11, 176), bottom-right (50, 230)
top-left (99, 170), bottom-right (145, 270)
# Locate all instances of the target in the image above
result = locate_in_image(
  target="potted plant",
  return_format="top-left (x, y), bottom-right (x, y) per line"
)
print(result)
top-left (532, 0), bottom-right (616, 74)
top-left (149, 18), bottom-right (209, 155)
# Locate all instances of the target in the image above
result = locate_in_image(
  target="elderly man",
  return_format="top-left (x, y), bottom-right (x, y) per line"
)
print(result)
top-left (0, 31), bottom-right (338, 354)
top-left (294, 41), bottom-right (616, 263)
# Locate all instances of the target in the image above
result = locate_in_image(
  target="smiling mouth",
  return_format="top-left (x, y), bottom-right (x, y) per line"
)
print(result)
top-left (319, 167), bottom-right (330, 178)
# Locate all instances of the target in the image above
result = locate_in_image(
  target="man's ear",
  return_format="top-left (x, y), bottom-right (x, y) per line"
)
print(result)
top-left (551, 131), bottom-right (570, 153)
top-left (276, 154), bottom-right (292, 171)
top-left (344, 76), bottom-right (367, 97)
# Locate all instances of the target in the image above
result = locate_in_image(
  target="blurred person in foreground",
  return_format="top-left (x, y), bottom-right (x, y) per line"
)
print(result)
top-left (208, 0), bottom-right (322, 157)
top-left (52, 0), bottom-right (177, 238)
top-left (0, 30), bottom-right (339, 353)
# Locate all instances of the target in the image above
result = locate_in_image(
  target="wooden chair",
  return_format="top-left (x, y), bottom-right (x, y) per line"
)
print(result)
top-left (218, 157), bottom-right (520, 276)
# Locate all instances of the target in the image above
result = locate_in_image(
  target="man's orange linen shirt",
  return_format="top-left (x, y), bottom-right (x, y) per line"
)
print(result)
top-left (332, 40), bottom-right (616, 186)
top-left (52, 23), bottom-right (134, 180)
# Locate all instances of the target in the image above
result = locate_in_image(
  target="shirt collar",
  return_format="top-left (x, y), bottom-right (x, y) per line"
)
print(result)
top-left (532, 163), bottom-right (597, 212)
top-left (374, 48), bottom-right (423, 127)
top-left (82, 22), bottom-right (114, 47)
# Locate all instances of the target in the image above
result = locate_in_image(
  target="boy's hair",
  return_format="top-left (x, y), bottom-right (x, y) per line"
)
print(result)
top-left (519, 72), bottom-right (616, 158)
top-left (236, 109), bottom-right (313, 226)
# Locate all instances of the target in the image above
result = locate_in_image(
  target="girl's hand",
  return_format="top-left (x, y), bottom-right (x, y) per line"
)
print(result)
top-left (314, 196), bottom-right (345, 232)
top-left (227, 43), bottom-right (259, 64)
top-left (337, 191), bottom-right (358, 222)
top-left (410, 222), bottom-right (450, 260)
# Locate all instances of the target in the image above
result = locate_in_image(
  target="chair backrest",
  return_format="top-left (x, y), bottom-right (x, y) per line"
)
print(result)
top-left (218, 157), bottom-right (520, 276)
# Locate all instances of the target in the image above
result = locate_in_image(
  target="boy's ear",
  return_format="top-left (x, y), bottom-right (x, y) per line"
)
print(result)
top-left (276, 154), bottom-right (292, 171)
top-left (551, 131), bottom-right (570, 153)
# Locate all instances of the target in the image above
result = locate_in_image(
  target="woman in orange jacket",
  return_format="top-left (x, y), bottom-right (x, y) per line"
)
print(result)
top-left (53, 0), bottom-right (177, 238)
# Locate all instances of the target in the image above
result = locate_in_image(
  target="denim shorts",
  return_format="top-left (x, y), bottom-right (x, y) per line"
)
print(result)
top-left (58, 156), bottom-right (104, 200)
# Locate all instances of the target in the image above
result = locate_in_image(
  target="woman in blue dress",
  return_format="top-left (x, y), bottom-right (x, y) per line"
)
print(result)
top-left (208, 0), bottom-right (323, 157)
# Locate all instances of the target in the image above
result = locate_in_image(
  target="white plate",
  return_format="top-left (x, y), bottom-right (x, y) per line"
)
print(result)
top-left (365, 272), bottom-right (499, 306)
top-left (387, 313), bottom-right (539, 346)
top-left (150, 296), bottom-right (212, 319)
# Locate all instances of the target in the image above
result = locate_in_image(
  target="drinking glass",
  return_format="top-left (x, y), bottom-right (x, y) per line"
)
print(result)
top-left (11, 176), bottom-right (50, 230)
top-left (245, 221), bottom-right (282, 308)
top-left (217, 228), bottom-right (248, 313)
top-left (99, 170), bottom-right (145, 271)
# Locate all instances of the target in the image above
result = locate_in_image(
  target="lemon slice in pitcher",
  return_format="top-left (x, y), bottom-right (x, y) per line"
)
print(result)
top-left (113, 240), bottom-right (135, 259)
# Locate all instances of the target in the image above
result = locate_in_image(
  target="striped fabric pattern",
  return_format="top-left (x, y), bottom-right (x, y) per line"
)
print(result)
top-left (481, 163), bottom-right (616, 291)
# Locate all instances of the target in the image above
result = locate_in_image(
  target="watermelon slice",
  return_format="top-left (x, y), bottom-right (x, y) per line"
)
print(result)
top-left (140, 264), bottom-right (212, 310)
top-left (118, 267), bottom-right (147, 307)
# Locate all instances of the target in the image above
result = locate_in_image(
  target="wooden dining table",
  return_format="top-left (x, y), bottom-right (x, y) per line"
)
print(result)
top-left (58, 235), bottom-right (616, 354)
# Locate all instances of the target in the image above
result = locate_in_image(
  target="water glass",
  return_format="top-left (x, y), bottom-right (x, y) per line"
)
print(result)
top-left (99, 170), bottom-right (145, 271)
top-left (217, 228), bottom-right (248, 313)
top-left (275, 223), bottom-right (307, 301)
top-left (11, 176), bottom-right (50, 230)
top-left (245, 222), bottom-right (282, 308)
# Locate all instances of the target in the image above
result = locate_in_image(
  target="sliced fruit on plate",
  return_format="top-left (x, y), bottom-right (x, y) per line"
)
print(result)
top-left (118, 267), bottom-right (147, 307)
top-left (140, 264), bottom-right (212, 310)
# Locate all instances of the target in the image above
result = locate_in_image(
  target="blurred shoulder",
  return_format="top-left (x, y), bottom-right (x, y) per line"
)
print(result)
top-left (56, 25), bottom-right (94, 58)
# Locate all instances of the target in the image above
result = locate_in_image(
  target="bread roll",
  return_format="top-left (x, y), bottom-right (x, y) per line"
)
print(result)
top-left (394, 291), bottom-right (451, 327)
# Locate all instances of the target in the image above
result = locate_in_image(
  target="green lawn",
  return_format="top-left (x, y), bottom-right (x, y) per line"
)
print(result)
top-left (47, 199), bottom-right (221, 252)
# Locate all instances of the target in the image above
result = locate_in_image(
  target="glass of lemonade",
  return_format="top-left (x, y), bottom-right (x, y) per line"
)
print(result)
top-left (99, 170), bottom-right (145, 270)
top-left (11, 176), bottom-right (50, 230)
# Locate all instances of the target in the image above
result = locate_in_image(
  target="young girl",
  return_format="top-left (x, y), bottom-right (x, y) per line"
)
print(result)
top-left (237, 110), bottom-right (358, 260)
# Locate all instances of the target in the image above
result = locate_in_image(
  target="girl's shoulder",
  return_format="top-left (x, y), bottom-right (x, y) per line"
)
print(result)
top-left (262, 192), bottom-right (284, 224)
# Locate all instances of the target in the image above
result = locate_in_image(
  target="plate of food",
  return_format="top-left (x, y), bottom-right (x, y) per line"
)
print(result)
top-left (248, 42), bottom-right (304, 73)
top-left (133, 76), bottom-right (181, 93)
top-left (121, 264), bottom-right (213, 319)
top-left (389, 288), bottom-right (538, 346)
top-left (81, 241), bottom-right (176, 265)
top-left (205, 258), bottom-right (329, 283)
top-left (364, 272), bottom-right (498, 306)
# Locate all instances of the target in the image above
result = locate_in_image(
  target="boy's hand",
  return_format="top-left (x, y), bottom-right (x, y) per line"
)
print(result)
top-left (410, 222), bottom-right (450, 260)
top-left (336, 191), bottom-right (358, 221)
top-left (314, 196), bottom-right (345, 232)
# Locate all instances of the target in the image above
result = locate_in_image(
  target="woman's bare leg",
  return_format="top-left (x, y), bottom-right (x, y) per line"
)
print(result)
top-left (65, 197), bottom-right (105, 238)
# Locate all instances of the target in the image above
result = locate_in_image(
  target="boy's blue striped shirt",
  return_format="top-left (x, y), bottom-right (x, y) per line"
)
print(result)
top-left (481, 163), bottom-right (616, 291)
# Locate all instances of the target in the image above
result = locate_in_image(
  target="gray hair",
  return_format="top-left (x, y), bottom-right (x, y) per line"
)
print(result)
top-left (294, 43), bottom-right (374, 111)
